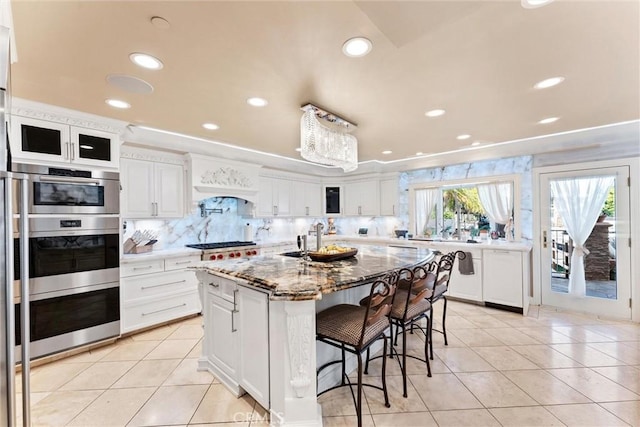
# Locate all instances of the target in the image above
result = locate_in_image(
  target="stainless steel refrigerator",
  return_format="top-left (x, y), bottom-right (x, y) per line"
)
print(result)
top-left (1, 24), bottom-right (31, 427)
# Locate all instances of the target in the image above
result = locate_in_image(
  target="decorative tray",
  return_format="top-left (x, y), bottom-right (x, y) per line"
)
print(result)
top-left (308, 248), bottom-right (358, 262)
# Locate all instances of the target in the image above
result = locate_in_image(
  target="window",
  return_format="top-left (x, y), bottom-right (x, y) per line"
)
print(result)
top-left (408, 174), bottom-right (521, 241)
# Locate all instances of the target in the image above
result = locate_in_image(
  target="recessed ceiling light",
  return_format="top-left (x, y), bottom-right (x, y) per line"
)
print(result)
top-left (202, 123), bottom-right (219, 130)
top-left (129, 53), bottom-right (163, 70)
top-left (522, 0), bottom-right (554, 8)
top-left (415, 152), bottom-right (423, 156)
top-left (538, 117), bottom-right (559, 124)
top-left (342, 37), bottom-right (372, 57)
top-left (534, 76), bottom-right (565, 89)
top-left (471, 141), bottom-right (482, 147)
top-left (382, 150), bottom-right (392, 155)
top-left (425, 109), bottom-right (446, 117)
top-left (247, 97), bottom-right (268, 107)
top-left (295, 148), bottom-right (302, 152)
top-left (105, 99), bottom-right (130, 109)
top-left (456, 134), bottom-right (471, 140)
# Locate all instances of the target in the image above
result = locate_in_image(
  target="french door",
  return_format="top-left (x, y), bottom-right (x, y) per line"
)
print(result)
top-left (539, 166), bottom-right (631, 319)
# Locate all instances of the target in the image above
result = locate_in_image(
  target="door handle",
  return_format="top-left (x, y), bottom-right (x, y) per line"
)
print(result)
top-left (543, 230), bottom-right (548, 248)
top-left (70, 143), bottom-right (75, 160)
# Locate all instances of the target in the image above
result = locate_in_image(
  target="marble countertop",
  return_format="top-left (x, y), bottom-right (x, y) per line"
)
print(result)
top-left (121, 247), bottom-right (202, 263)
top-left (323, 235), bottom-right (533, 252)
top-left (191, 245), bottom-right (434, 301)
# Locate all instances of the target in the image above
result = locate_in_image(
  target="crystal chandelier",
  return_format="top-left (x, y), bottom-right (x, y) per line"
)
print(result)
top-left (300, 103), bottom-right (358, 173)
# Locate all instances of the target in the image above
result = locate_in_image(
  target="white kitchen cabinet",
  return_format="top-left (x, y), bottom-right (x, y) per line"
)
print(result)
top-left (206, 283), bottom-right (239, 381)
top-left (10, 115), bottom-right (120, 169)
top-left (197, 273), bottom-right (271, 406)
top-left (344, 180), bottom-right (379, 216)
top-left (121, 158), bottom-right (185, 219)
top-left (291, 181), bottom-right (322, 217)
top-left (237, 285), bottom-right (270, 409)
top-left (120, 254), bottom-right (201, 334)
top-left (257, 176), bottom-right (292, 217)
top-left (446, 249), bottom-right (483, 302)
top-left (379, 177), bottom-right (399, 216)
top-left (482, 250), bottom-right (523, 308)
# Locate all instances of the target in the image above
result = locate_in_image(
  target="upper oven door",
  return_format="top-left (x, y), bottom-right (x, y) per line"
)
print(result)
top-left (13, 216), bottom-right (120, 297)
top-left (13, 164), bottom-right (119, 214)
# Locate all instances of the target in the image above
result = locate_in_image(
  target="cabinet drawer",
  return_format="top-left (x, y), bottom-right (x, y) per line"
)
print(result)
top-left (165, 256), bottom-right (200, 271)
top-left (122, 270), bottom-right (197, 301)
top-left (121, 259), bottom-right (165, 277)
top-left (122, 291), bottom-right (201, 334)
top-left (207, 275), bottom-right (238, 303)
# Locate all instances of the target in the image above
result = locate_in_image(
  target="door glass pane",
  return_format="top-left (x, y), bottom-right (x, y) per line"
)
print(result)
top-left (21, 124), bottom-right (62, 155)
top-left (78, 134), bottom-right (111, 161)
top-left (33, 182), bottom-right (105, 206)
top-left (549, 176), bottom-right (617, 299)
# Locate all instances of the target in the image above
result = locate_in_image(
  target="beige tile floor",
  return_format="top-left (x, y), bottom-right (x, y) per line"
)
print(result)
top-left (15, 300), bottom-right (640, 426)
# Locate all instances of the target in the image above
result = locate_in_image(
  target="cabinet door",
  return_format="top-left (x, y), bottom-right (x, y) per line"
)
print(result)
top-left (121, 158), bottom-right (154, 218)
top-left (237, 286), bottom-right (270, 409)
top-left (482, 250), bottom-right (523, 308)
top-left (324, 185), bottom-right (342, 215)
top-left (155, 163), bottom-right (185, 218)
top-left (345, 181), bottom-right (379, 216)
top-left (344, 182), bottom-right (361, 215)
top-left (290, 180), bottom-right (306, 217)
top-left (256, 177), bottom-right (275, 216)
top-left (207, 292), bottom-right (238, 379)
top-left (448, 256), bottom-right (483, 302)
top-left (10, 116), bottom-right (70, 163)
top-left (71, 127), bottom-right (120, 169)
top-left (274, 178), bottom-right (292, 216)
top-left (380, 178), bottom-right (398, 216)
top-left (304, 182), bottom-right (322, 216)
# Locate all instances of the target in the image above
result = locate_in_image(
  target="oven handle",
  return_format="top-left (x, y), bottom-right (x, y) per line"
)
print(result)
top-left (39, 175), bottom-right (102, 186)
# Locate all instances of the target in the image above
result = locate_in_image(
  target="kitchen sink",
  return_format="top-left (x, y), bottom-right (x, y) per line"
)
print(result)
top-left (280, 251), bottom-right (305, 258)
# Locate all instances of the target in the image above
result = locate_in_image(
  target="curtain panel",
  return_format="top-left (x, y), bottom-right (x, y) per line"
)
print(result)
top-left (550, 176), bottom-right (615, 297)
top-left (415, 188), bottom-right (438, 236)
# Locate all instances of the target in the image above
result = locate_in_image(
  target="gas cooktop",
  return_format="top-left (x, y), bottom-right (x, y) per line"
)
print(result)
top-left (185, 241), bottom-right (257, 250)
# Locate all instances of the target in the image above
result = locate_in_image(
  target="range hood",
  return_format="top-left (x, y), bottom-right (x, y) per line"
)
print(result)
top-left (188, 154), bottom-right (262, 204)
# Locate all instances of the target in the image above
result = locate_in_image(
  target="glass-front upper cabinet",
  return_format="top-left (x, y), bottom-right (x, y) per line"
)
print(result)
top-left (10, 115), bottom-right (120, 169)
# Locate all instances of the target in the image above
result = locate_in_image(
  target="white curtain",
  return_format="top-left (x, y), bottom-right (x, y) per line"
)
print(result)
top-left (550, 176), bottom-right (615, 297)
top-left (477, 182), bottom-right (513, 238)
top-left (415, 189), bottom-right (438, 236)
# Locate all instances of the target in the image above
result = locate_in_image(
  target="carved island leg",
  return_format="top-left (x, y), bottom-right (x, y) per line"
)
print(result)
top-left (269, 300), bottom-right (322, 426)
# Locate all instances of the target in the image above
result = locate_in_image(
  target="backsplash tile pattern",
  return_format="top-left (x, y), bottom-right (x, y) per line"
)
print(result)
top-left (124, 156), bottom-right (532, 250)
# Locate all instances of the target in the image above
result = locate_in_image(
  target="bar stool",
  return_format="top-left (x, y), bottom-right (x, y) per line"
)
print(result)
top-left (407, 251), bottom-right (464, 359)
top-left (316, 271), bottom-right (400, 427)
top-left (363, 263), bottom-right (435, 398)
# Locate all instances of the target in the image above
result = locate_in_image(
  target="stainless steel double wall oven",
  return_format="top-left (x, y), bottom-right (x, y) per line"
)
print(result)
top-left (12, 164), bottom-right (120, 360)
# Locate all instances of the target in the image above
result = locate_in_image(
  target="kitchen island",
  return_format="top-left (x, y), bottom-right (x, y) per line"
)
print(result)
top-left (191, 245), bottom-right (433, 426)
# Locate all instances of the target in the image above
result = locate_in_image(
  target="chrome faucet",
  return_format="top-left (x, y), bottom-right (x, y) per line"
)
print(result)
top-left (315, 223), bottom-right (324, 251)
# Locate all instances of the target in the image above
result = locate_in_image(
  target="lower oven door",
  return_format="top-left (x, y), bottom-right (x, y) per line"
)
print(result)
top-left (15, 282), bottom-right (120, 361)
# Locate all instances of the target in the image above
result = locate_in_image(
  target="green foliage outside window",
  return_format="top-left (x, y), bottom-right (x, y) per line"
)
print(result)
top-left (601, 187), bottom-right (615, 217)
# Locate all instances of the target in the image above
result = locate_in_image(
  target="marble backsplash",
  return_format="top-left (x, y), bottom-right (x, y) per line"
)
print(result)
top-left (123, 198), bottom-right (405, 251)
top-left (123, 156), bottom-right (533, 250)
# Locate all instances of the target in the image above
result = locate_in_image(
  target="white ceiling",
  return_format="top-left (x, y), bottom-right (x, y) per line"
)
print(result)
top-left (9, 0), bottom-right (640, 167)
